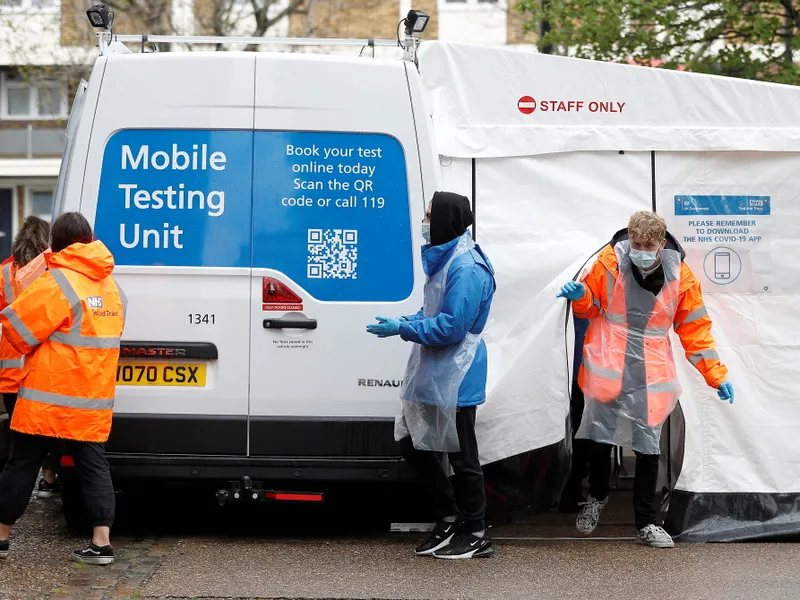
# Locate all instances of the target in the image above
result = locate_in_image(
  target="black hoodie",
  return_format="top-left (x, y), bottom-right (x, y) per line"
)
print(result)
top-left (609, 228), bottom-right (686, 296)
top-left (430, 191), bottom-right (474, 247)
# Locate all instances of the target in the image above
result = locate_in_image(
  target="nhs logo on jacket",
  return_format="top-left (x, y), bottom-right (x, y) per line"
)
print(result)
top-left (87, 296), bottom-right (104, 308)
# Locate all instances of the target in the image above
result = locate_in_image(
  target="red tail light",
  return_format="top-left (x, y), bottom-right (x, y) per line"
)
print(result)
top-left (266, 491), bottom-right (324, 503)
top-left (262, 277), bottom-right (303, 311)
top-left (60, 455), bottom-right (75, 467)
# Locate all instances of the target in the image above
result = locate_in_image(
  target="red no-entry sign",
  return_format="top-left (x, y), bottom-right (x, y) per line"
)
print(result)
top-left (518, 96), bottom-right (536, 114)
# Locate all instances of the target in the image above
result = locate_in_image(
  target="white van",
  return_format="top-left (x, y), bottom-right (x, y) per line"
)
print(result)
top-left (54, 20), bottom-right (442, 522)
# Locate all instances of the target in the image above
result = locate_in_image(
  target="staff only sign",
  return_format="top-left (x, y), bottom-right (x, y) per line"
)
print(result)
top-left (517, 96), bottom-right (627, 114)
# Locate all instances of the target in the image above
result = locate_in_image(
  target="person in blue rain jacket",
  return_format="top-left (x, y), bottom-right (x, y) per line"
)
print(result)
top-left (367, 191), bottom-right (496, 560)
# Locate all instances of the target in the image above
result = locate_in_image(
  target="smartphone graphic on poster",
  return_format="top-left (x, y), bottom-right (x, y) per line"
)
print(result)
top-left (715, 252), bottom-right (731, 280)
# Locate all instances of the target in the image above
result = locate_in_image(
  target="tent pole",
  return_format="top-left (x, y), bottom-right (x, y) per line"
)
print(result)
top-left (471, 158), bottom-right (477, 241)
top-left (650, 151), bottom-right (657, 212)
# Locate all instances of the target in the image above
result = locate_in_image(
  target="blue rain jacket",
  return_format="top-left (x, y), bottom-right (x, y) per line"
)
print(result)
top-left (399, 232), bottom-right (497, 407)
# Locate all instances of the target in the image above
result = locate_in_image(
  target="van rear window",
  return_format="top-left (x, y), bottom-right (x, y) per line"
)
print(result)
top-left (95, 129), bottom-right (414, 302)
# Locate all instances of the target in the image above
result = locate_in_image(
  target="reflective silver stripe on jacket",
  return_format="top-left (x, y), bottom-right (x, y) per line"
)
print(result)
top-left (689, 349), bottom-right (720, 366)
top-left (591, 295), bottom-right (603, 314)
top-left (0, 358), bottom-right (23, 369)
top-left (675, 305), bottom-right (709, 327)
top-left (647, 381), bottom-right (680, 394)
top-left (583, 359), bottom-right (622, 381)
top-left (49, 269), bottom-right (121, 349)
top-left (628, 328), bottom-right (672, 339)
top-left (0, 305), bottom-right (39, 347)
top-left (19, 386), bottom-right (114, 410)
top-left (2, 263), bottom-right (13, 302)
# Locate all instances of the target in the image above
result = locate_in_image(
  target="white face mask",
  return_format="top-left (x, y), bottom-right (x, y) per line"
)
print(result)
top-left (421, 223), bottom-right (431, 245)
top-left (630, 248), bottom-right (659, 269)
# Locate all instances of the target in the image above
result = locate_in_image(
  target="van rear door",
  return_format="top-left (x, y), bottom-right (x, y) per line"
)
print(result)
top-left (248, 54), bottom-right (425, 460)
top-left (86, 53), bottom-right (256, 456)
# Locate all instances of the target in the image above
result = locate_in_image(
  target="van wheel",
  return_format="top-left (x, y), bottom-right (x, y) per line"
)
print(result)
top-left (60, 471), bottom-right (92, 534)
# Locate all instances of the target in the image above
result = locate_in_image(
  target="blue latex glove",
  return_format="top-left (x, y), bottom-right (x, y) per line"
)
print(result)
top-left (556, 281), bottom-right (586, 302)
top-left (366, 316), bottom-right (401, 338)
top-left (717, 382), bottom-right (735, 404)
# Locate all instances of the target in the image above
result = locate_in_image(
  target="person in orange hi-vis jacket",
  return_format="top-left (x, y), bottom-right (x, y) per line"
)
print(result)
top-left (556, 211), bottom-right (734, 549)
top-left (0, 212), bottom-right (126, 565)
top-left (0, 216), bottom-right (56, 494)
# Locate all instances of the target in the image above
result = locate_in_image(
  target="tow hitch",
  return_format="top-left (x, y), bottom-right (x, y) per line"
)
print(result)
top-left (216, 476), bottom-right (324, 506)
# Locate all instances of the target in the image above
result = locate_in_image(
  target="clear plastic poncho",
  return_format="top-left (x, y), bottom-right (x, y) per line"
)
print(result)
top-left (395, 233), bottom-right (482, 453)
top-left (576, 241), bottom-right (683, 455)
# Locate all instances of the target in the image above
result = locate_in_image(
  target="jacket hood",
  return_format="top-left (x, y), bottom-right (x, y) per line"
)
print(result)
top-left (422, 230), bottom-right (470, 276)
top-left (46, 241), bottom-right (115, 280)
top-left (610, 227), bottom-right (686, 261)
top-left (430, 191), bottom-right (474, 247)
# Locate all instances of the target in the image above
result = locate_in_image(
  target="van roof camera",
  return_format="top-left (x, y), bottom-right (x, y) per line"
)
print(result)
top-left (86, 4), bottom-right (114, 30)
top-left (404, 10), bottom-right (429, 36)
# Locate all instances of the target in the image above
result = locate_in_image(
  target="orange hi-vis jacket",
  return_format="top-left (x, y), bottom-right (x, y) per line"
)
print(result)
top-left (0, 257), bottom-right (24, 393)
top-left (573, 243), bottom-right (728, 408)
top-left (0, 241), bottom-right (127, 443)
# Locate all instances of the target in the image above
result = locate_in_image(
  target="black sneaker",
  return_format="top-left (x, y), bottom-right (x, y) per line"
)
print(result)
top-left (71, 543), bottom-right (115, 565)
top-left (433, 530), bottom-right (495, 560)
top-left (37, 478), bottom-right (60, 499)
top-left (0, 539), bottom-right (8, 559)
top-left (414, 518), bottom-right (460, 556)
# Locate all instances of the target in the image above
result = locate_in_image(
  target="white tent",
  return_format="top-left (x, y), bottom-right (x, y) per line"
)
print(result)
top-left (419, 41), bottom-right (800, 542)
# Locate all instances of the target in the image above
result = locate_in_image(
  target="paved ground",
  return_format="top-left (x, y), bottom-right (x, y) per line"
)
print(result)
top-left (1, 487), bottom-right (800, 600)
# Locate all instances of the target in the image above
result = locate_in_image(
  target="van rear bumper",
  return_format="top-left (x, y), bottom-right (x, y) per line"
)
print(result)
top-left (107, 414), bottom-right (401, 456)
top-left (105, 414), bottom-right (415, 483)
top-left (106, 453), bottom-right (415, 482)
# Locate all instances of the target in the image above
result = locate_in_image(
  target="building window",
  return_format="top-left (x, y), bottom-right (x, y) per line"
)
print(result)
top-left (1, 75), bottom-right (67, 119)
top-left (30, 190), bottom-right (54, 222)
top-left (0, 0), bottom-right (59, 11)
top-left (6, 86), bottom-right (31, 116)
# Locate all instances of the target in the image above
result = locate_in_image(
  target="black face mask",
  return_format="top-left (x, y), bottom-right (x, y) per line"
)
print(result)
top-left (430, 191), bottom-right (474, 247)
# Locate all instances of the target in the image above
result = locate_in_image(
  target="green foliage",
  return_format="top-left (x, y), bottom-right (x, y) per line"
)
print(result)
top-left (517, 0), bottom-right (800, 84)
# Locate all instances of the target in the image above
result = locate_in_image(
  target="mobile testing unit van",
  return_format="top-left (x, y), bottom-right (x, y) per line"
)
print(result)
top-left (53, 8), bottom-right (446, 524)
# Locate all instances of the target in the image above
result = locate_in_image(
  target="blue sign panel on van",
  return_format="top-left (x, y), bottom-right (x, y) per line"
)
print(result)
top-left (95, 129), bottom-right (253, 268)
top-left (252, 131), bottom-right (413, 302)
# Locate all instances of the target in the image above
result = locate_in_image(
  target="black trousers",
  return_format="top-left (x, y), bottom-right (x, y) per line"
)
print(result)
top-left (587, 441), bottom-right (659, 529)
top-left (2, 393), bottom-right (59, 473)
top-left (0, 431), bottom-right (115, 528)
top-left (400, 406), bottom-right (486, 533)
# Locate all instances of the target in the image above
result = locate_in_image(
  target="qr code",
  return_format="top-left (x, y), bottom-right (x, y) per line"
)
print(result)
top-left (307, 229), bottom-right (358, 280)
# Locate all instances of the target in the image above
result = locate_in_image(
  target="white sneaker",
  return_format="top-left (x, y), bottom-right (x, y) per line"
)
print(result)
top-left (576, 495), bottom-right (608, 534)
top-left (637, 524), bottom-right (675, 548)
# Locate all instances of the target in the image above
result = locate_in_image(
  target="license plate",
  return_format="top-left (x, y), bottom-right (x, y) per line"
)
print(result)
top-left (115, 362), bottom-right (206, 387)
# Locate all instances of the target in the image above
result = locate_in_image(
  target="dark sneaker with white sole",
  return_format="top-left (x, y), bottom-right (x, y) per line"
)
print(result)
top-left (414, 518), bottom-right (460, 556)
top-left (433, 531), bottom-right (494, 560)
top-left (0, 539), bottom-right (8, 559)
top-left (37, 478), bottom-right (60, 499)
top-left (72, 543), bottom-right (115, 565)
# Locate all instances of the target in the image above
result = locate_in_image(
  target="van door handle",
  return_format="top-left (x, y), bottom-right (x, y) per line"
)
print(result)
top-left (263, 316), bottom-right (317, 330)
